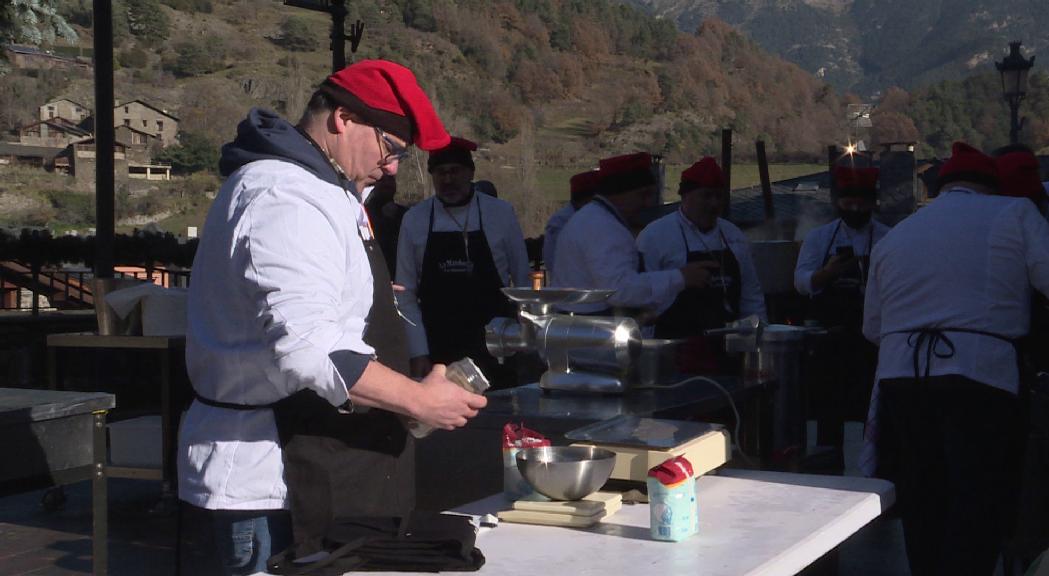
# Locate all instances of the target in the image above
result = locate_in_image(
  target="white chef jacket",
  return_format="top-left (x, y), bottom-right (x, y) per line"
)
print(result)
top-left (178, 159), bottom-right (375, 510)
top-left (637, 211), bottom-right (767, 321)
top-left (542, 202), bottom-right (576, 282)
top-left (863, 187), bottom-right (1049, 395)
top-left (794, 218), bottom-right (890, 296)
top-left (551, 196), bottom-right (684, 314)
top-left (395, 192), bottom-right (530, 358)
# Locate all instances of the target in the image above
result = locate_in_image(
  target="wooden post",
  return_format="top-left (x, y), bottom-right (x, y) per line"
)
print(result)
top-left (827, 144), bottom-right (838, 198)
top-left (721, 128), bottom-right (733, 213)
top-left (757, 140), bottom-right (774, 221)
top-left (93, 0), bottom-right (115, 279)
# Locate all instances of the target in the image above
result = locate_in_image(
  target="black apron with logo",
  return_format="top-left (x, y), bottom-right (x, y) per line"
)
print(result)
top-left (654, 223), bottom-right (742, 375)
top-left (417, 196), bottom-right (516, 389)
top-left (193, 210), bottom-right (415, 560)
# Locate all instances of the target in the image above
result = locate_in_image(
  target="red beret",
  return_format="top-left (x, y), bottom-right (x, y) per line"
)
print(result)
top-left (680, 157), bottom-right (725, 193)
top-left (321, 59), bottom-right (450, 151)
top-left (598, 152), bottom-right (656, 195)
top-left (938, 142), bottom-right (999, 190)
top-left (833, 166), bottom-right (879, 198)
top-left (428, 136), bottom-right (478, 172)
top-left (570, 170), bottom-right (602, 196)
top-left (996, 150), bottom-right (1044, 203)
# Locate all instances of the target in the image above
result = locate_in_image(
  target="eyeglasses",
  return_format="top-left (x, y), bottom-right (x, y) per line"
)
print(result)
top-left (375, 127), bottom-right (408, 165)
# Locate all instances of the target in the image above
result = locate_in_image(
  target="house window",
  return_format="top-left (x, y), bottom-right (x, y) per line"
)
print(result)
top-left (124, 119), bottom-right (130, 127)
top-left (124, 106), bottom-right (129, 113)
top-left (47, 106), bottom-right (55, 119)
top-left (142, 119), bottom-right (147, 128)
top-left (157, 120), bottom-right (163, 131)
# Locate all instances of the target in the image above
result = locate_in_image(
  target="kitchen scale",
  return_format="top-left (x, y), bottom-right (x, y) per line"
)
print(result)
top-left (566, 416), bottom-right (730, 482)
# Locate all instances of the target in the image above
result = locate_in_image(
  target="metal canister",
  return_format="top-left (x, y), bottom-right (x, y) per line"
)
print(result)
top-left (530, 270), bottom-right (545, 291)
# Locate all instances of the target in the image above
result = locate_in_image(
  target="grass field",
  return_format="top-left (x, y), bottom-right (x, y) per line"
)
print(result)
top-left (2, 162), bottom-right (826, 238)
top-left (532, 163), bottom-right (825, 203)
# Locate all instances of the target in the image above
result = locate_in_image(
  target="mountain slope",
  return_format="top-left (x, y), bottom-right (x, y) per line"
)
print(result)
top-left (622, 0), bottom-right (1048, 94)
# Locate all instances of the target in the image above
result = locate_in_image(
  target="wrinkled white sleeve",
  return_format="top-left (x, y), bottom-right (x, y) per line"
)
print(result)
top-left (243, 189), bottom-right (368, 407)
top-left (1019, 202), bottom-right (1049, 298)
top-left (394, 206), bottom-right (430, 358)
top-left (504, 203), bottom-right (532, 287)
top-left (592, 226), bottom-right (684, 311)
top-left (794, 227), bottom-right (825, 296)
top-left (730, 234), bottom-right (768, 321)
top-left (862, 243), bottom-right (883, 344)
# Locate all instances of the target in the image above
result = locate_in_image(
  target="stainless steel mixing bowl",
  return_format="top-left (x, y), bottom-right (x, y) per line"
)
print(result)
top-left (515, 446), bottom-right (616, 501)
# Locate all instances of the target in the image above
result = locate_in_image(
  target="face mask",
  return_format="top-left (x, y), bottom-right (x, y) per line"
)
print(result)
top-left (840, 209), bottom-right (872, 229)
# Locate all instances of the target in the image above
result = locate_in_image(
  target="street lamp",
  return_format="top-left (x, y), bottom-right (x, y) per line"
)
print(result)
top-left (995, 41), bottom-right (1036, 144)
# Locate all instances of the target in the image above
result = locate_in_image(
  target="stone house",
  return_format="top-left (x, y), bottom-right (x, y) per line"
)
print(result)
top-left (3, 45), bottom-right (91, 72)
top-left (113, 100), bottom-right (179, 147)
top-left (39, 99), bottom-right (91, 124)
top-left (18, 118), bottom-right (92, 148)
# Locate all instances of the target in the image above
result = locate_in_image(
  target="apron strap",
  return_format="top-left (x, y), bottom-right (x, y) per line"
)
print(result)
top-left (192, 390), bottom-right (275, 411)
top-left (887, 327), bottom-right (1019, 382)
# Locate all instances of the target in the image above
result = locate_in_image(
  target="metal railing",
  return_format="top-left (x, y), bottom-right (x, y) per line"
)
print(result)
top-left (0, 261), bottom-right (191, 313)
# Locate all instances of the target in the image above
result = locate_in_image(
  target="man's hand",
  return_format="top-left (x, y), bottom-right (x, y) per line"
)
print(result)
top-left (811, 254), bottom-right (859, 292)
top-left (410, 355), bottom-right (433, 379)
top-left (410, 364), bottom-right (488, 430)
top-left (681, 261), bottom-right (721, 288)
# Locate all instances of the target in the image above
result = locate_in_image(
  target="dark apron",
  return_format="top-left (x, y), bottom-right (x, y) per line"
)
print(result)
top-left (654, 223), bottom-right (742, 374)
top-left (807, 221), bottom-right (878, 431)
top-left (417, 196), bottom-right (516, 389)
top-left (194, 211), bottom-right (415, 559)
top-left (809, 220), bottom-right (872, 330)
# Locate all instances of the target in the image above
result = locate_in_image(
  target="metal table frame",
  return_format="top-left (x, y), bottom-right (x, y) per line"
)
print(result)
top-left (46, 333), bottom-right (185, 495)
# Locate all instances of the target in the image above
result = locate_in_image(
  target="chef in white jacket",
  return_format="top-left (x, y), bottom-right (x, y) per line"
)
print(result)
top-left (862, 142), bottom-right (1049, 576)
top-left (543, 169), bottom-right (600, 280)
top-left (551, 152), bottom-right (713, 315)
top-left (794, 165), bottom-right (889, 469)
top-left (178, 61), bottom-right (486, 574)
top-left (395, 136), bottom-right (530, 386)
top-left (638, 157), bottom-right (765, 373)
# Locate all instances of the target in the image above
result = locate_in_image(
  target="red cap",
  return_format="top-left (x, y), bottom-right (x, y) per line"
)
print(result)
top-left (570, 170), bottom-right (602, 196)
top-left (428, 136), bottom-right (478, 172)
top-left (833, 166), bottom-right (879, 198)
top-left (680, 157), bottom-right (725, 193)
top-left (938, 142), bottom-right (999, 190)
top-left (598, 152), bottom-right (656, 195)
top-left (322, 59), bottom-right (450, 151)
top-left (995, 150), bottom-right (1044, 204)
top-left (647, 456), bottom-right (694, 487)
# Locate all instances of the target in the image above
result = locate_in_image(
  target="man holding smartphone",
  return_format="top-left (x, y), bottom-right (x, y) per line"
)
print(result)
top-left (794, 165), bottom-right (889, 471)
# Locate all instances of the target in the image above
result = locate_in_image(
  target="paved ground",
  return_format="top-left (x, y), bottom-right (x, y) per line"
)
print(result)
top-left (0, 480), bottom-right (175, 576)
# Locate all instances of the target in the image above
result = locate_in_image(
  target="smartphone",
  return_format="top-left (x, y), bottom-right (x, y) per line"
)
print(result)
top-left (835, 245), bottom-right (855, 259)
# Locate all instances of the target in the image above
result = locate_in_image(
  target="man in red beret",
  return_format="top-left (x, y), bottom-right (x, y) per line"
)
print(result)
top-left (993, 144), bottom-right (1048, 215)
top-left (543, 169), bottom-right (601, 281)
top-left (794, 164), bottom-right (889, 471)
top-left (637, 157), bottom-right (766, 371)
top-left (551, 152), bottom-right (714, 315)
top-left (179, 60), bottom-right (487, 573)
top-left (395, 136), bottom-right (529, 387)
top-left (862, 141), bottom-right (1049, 575)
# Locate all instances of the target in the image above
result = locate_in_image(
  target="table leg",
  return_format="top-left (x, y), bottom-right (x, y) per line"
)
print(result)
top-left (47, 346), bottom-right (58, 391)
top-left (160, 349), bottom-right (174, 497)
top-left (92, 410), bottom-right (108, 575)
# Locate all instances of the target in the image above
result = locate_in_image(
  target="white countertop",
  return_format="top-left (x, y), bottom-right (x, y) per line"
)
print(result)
top-left (261, 469), bottom-right (895, 576)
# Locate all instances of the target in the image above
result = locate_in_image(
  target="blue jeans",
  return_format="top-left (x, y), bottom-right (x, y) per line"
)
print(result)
top-left (181, 503), bottom-right (293, 575)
